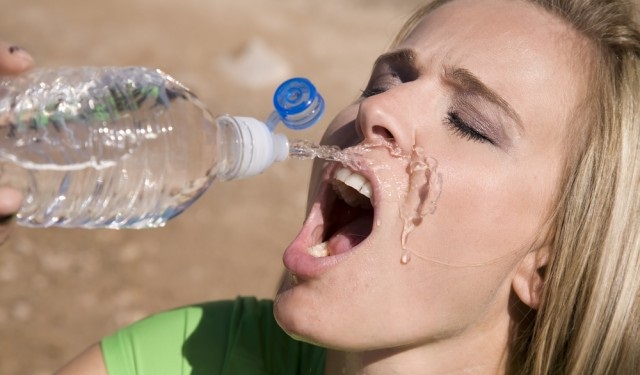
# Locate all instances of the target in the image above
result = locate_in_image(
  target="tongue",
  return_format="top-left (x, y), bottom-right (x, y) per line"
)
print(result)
top-left (327, 215), bottom-right (373, 256)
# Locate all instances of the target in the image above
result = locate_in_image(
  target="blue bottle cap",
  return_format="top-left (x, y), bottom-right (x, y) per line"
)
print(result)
top-left (273, 77), bottom-right (325, 130)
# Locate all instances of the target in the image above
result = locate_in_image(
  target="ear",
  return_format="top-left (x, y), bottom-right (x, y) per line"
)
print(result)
top-left (512, 246), bottom-right (549, 310)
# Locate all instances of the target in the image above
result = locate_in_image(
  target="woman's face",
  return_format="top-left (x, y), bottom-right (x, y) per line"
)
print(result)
top-left (275, 0), bottom-right (586, 352)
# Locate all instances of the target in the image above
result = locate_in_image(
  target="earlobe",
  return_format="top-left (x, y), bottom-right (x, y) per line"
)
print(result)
top-left (512, 247), bottom-right (549, 310)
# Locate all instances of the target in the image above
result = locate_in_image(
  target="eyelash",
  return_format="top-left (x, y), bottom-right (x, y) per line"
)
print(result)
top-left (360, 87), bottom-right (387, 98)
top-left (360, 84), bottom-right (494, 145)
top-left (361, 72), bottom-right (401, 98)
top-left (445, 111), bottom-right (493, 144)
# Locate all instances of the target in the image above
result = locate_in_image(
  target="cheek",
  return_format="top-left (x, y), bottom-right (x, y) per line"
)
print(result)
top-left (413, 161), bottom-right (557, 265)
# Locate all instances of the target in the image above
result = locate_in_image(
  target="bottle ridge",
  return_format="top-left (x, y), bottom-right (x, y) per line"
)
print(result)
top-left (0, 67), bottom-right (323, 228)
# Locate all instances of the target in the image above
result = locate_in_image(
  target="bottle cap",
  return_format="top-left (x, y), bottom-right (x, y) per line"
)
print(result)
top-left (273, 77), bottom-right (324, 130)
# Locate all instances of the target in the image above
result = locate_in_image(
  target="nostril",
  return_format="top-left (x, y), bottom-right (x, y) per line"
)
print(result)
top-left (356, 97), bottom-right (405, 145)
top-left (372, 125), bottom-right (394, 141)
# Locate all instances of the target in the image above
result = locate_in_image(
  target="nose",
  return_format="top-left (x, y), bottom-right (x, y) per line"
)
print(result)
top-left (355, 90), bottom-right (415, 152)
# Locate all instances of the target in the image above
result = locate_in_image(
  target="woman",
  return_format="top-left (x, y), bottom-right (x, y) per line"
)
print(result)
top-left (56, 0), bottom-right (640, 374)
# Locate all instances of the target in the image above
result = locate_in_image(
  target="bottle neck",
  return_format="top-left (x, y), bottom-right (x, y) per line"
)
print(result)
top-left (215, 115), bottom-right (289, 180)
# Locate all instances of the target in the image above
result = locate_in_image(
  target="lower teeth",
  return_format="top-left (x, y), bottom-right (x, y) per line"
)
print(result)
top-left (308, 242), bottom-right (329, 258)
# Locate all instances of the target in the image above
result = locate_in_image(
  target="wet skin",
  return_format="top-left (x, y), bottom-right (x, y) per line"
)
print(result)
top-left (274, 0), bottom-right (588, 373)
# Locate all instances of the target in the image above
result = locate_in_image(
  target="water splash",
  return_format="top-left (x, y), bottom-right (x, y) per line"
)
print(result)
top-left (399, 147), bottom-right (442, 264)
top-left (289, 138), bottom-right (443, 265)
top-left (289, 138), bottom-right (402, 164)
top-left (289, 139), bottom-right (343, 161)
top-left (288, 139), bottom-right (373, 172)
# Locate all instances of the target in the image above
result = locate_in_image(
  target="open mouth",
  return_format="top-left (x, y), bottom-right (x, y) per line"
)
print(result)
top-left (307, 167), bottom-right (375, 258)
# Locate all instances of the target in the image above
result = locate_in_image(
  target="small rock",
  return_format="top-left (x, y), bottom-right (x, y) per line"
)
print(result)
top-left (11, 300), bottom-right (33, 322)
top-left (217, 38), bottom-right (292, 89)
top-left (0, 307), bottom-right (7, 324)
top-left (114, 309), bottom-right (147, 327)
top-left (39, 251), bottom-right (73, 273)
top-left (0, 262), bottom-right (17, 281)
top-left (118, 243), bottom-right (143, 264)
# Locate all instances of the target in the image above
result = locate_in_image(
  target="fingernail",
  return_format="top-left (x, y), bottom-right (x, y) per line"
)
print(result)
top-left (0, 42), bottom-right (35, 74)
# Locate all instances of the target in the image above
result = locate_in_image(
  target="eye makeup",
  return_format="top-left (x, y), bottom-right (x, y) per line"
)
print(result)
top-left (445, 110), bottom-right (493, 145)
top-left (361, 49), bottom-right (420, 99)
top-left (442, 66), bottom-right (522, 148)
top-left (445, 97), bottom-right (513, 148)
top-left (359, 49), bottom-right (521, 150)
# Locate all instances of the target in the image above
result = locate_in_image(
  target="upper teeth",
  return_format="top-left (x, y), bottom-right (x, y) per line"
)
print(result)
top-left (331, 167), bottom-right (373, 208)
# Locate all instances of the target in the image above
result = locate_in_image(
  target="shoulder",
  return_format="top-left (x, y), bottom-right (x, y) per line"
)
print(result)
top-left (101, 297), bottom-right (264, 374)
top-left (101, 297), bottom-right (325, 375)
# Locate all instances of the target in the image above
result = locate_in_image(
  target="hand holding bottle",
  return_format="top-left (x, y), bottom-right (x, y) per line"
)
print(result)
top-left (0, 61), bottom-right (324, 229)
top-left (0, 41), bottom-right (34, 243)
top-left (0, 41), bottom-right (34, 75)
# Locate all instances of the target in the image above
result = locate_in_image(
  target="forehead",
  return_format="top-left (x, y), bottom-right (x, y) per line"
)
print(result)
top-left (399, 0), bottom-right (587, 145)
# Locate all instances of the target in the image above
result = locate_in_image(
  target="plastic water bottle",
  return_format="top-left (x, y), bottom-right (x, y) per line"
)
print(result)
top-left (0, 66), bottom-right (324, 229)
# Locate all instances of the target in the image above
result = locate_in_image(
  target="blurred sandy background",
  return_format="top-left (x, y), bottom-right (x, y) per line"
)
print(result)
top-left (0, 0), bottom-right (422, 374)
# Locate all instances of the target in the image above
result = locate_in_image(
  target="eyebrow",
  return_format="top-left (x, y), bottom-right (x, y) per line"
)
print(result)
top-left (443, 66), bottom-right (524, 133)
top-left (374, 48), bottom-right (524, 133)
top-left (372, 49), bottom-right (420, 80)
top-left (373, 49), bottom-right (418, 68)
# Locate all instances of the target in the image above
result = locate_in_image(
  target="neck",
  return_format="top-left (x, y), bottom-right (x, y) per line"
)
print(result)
top-left (323, 324), bottom-right (511, 375)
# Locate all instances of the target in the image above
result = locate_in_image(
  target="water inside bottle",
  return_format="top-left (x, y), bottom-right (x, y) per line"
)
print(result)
top-left (0, 67), bottom-right (198, 171)
top-left (0, 67), bottom-right (218, 228)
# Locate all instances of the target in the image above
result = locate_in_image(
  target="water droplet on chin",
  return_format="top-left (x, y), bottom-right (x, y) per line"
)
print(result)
top-left (400, 251), bottom-right (412, 265)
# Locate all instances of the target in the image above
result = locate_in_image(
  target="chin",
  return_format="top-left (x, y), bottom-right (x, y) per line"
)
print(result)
top-left (273, 158), bottom-right (379, 343)
top-left (273, 145), bottom-right (421, 349)
top-left (273, 276), bottom-right (330, 346)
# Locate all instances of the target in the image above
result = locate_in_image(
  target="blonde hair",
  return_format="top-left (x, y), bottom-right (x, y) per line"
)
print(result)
top-left (395, 1), bottom-right (640, 374)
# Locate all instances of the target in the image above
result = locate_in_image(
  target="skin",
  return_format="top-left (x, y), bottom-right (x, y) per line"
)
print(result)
top-left (54, 0), bottom-right (590, 374)
top-left (0, 41), bottom-right (32, 244)
top-left (274, 0), bottom-right (588, 374)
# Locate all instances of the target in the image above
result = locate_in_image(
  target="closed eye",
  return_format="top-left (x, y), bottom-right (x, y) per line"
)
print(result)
top-left (360, 87), bottom-right (388, 98)
top-left (445, 111), bottom-right (494, 145)
top-left (360, 49), bottom-right (419, 100)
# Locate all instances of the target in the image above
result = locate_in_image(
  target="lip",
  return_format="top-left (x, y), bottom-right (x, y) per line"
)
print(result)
top-left (283, 161), bottom-right (379, 279)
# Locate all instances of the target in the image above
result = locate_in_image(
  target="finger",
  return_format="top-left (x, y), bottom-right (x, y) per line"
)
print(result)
top-left (0, 41), bottom-right (35, 75)
top-left (0, 186), bottom-right (22, 217)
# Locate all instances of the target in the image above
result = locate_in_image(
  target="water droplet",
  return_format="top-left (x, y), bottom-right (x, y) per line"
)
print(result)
top-left (399, 147), bottom-right (442, 252)
top-left (400, 251), bottom-right (412, 265)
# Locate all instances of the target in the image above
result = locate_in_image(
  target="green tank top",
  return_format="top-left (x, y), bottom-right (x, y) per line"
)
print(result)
top-left (101, 297), bottom-right (326, 375)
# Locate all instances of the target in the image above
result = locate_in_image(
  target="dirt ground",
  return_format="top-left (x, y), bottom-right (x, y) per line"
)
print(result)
top-left (0, 1), bottom-right (423, 374)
